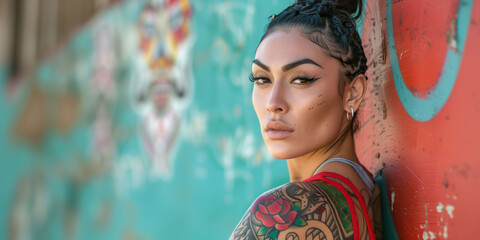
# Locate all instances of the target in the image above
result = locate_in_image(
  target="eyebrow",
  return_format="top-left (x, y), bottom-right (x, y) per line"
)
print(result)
top-left (283, 58), bottom-right (323, 71)
top-left (252, 58), bottom-right (323, 72)
top-left (252, 59), bottom-right (270, 72)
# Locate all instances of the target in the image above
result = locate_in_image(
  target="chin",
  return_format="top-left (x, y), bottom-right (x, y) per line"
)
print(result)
top-left (267, 145), bottom-right (301, 160)
top-left (266, 140), bottom-right (320, 160)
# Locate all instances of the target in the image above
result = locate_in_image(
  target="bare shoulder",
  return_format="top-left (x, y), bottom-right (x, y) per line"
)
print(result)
top-left (231, 181), bottom-right (364, 240)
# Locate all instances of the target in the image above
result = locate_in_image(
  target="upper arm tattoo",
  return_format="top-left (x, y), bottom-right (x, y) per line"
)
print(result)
top-left (232, 181), bottom-right (368, 240)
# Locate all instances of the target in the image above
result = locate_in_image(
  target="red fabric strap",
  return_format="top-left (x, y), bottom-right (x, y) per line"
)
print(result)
top-left (304, 172), bottom-right (376, 240)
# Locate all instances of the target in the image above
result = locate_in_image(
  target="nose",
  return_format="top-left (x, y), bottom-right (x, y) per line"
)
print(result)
top-left (266, 83), bottom-right (288, 114)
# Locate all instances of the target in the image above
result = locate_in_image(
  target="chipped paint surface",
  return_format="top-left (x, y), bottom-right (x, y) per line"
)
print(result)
top-left (445, 205), bottom-right (454, 219)
top-left (436, 202), bottom-right (444, 213)
top-left (420, 202), bottom-right (454, 239)
top-left (357, 0), bottom-right (480, 238)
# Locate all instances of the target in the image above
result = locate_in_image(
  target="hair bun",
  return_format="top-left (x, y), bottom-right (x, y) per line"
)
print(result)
top-left (295, 0), bottom-right (363, 20)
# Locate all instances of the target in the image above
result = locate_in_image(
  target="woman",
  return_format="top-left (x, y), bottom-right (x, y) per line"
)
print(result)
top-left (231, 0), bottom-right (382, 239)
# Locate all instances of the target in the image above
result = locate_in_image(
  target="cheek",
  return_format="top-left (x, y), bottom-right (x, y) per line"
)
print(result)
top-left (295, 92), bottom-right (344, 144)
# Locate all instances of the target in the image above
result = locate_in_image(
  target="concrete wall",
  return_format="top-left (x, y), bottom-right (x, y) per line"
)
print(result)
top-left (0, 0), bottom-right (478, 239)
top-left (356, 0), bottom-right (480, 239)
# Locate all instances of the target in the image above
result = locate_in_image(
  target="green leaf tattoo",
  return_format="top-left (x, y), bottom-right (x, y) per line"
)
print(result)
top-left (294, 218), bottom-right (307, 227)
top-left (257, 226), bottom-right (268, 236)
top-left (267, 229), bottom-right (278, 240)
top-left (293, 201), bottom-right (301, 211)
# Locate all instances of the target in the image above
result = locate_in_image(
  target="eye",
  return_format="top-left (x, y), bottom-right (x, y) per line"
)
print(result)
top-left (291, 75), bottom-right (320, 85)
top-left (249, 73), bottom-right (271, 85)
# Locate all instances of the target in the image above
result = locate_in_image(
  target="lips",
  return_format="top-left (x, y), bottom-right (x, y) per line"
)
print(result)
top-left (265, 121), bottom-right (294, 140)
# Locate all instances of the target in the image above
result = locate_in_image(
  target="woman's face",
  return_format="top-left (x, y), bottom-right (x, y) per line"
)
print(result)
top-left (252, 28), bottom-right (348, 159)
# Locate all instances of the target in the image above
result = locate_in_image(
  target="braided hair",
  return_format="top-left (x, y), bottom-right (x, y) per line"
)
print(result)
top-left (259, 0), bottom-right (367, 133)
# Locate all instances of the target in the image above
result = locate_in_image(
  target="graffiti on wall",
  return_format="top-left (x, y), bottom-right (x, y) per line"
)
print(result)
top-left (386, 0), bottom-right (474, 122)
top-left (131, 0), bottom-right (193, 179)
top-left (1, 1), bottom-right (289, 239)
top-left (356, 0), bottom-right (480, 239)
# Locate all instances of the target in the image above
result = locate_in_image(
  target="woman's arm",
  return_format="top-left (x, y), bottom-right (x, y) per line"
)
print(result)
top-left (230, 181), bottom-right (371, 240)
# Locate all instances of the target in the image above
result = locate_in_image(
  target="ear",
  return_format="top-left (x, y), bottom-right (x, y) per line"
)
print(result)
top-left (343, 74), bottom-right (367, 113)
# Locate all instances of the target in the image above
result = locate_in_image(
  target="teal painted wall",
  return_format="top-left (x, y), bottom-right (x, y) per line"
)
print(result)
top-left (7, 0), bottom-right (479, 239)
top-left (0, 0), bottom-right (291, 239)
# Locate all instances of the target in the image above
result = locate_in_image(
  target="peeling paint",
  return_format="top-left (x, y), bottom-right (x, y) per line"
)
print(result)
top-left (447, 17), bottom-right (458, 50)
top-left (436, 202), bottom-right (444, 213)
top-left (421, 202), bottom-right (455, 239)
top-left (443, 223), bottom-right (448, 239)
top-left (399, 49), bottom-right (409, 59)
top-left (445, 205), bottom-right (454, 219)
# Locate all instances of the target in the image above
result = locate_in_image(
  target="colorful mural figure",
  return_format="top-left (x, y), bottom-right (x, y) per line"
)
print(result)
top-left (131, 0), bottom-right (193, 179)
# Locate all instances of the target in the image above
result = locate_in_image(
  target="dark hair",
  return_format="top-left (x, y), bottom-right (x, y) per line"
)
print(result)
top-left (260, 0), bottom-right (367, 133)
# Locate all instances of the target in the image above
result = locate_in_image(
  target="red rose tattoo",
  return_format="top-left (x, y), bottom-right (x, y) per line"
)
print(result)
top-left (252, 195), bottom-right (298, 231)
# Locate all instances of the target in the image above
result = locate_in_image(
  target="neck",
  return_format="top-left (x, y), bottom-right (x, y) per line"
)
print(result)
top-left (287, 130), bottom-right (359, 182)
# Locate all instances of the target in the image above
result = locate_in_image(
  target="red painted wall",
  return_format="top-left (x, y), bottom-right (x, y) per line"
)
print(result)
top-left (356, 0), bottom-right (480, 239)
